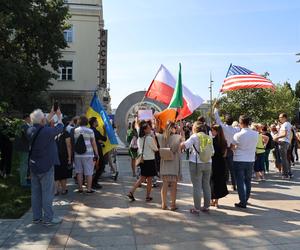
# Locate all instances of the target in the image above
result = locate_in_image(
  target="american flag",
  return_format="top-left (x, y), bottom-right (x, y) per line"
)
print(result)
top-left (220, 64), bottom-right (275, 92)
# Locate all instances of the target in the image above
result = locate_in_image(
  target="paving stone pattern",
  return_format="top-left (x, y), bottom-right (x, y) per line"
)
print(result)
top-left (0, 155), bottom-right (300, 250)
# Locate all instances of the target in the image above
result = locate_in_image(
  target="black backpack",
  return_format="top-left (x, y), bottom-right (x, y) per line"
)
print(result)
top-left (74, 134), bottom-right (87, 154)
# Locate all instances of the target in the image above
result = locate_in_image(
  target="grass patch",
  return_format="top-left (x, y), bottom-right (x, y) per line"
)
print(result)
top-left (0, 153), bottom-right (31, 219)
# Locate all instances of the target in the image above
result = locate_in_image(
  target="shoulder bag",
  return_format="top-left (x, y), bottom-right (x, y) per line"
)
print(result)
top-left (135, 137), bottom-right (146, 167)
top-left (28, 127), bottom-right (44, 169)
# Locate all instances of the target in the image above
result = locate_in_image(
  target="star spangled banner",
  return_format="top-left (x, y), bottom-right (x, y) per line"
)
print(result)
top-left (220, 64), bottom-right (275, 92)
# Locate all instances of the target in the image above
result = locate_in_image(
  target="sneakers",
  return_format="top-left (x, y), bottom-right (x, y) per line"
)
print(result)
top-left (43, 217), bottom-right (62, 226)
top-left (92, 183), bottom-right (103, 189)
top-left (86, 189), bottom-right (96, 194)
top-left (234, 203), bottom-right (247, 209)
top-left (32, 219), bottom-right (42, 224)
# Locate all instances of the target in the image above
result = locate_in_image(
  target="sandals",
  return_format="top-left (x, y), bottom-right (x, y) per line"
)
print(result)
top-left (145, 197), bottom-right (153, 202)
top-left (127, 192), bottom-right (135, 201)
top-left (162, 205), bottom-right (168, 210)
top-left (189, 208), bottom-right (200, 215)
top-left (170, 206), bottom-right (178, 211)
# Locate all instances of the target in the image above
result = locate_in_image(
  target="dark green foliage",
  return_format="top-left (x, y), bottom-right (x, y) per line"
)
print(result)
top-left (0, 0), bottom-right (69, 114)
top-left (295, 80), bottom-right (300, 99)
top-left (218, 84), bottom-right (298, 124)
top-left (0, 153), bottom-right (31, 219)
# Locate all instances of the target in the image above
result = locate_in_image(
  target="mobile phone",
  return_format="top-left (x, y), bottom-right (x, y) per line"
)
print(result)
top-left (53, 101), bottom-right (59, 112)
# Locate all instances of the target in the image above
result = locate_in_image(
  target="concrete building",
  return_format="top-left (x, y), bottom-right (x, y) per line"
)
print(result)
top-left (48, 0), bottom-right (111, 117)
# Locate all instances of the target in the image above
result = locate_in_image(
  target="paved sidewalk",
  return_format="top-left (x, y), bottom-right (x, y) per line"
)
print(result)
top-left (0, 156), bottom-right (300, 250)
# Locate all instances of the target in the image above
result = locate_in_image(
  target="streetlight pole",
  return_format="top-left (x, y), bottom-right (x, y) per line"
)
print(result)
top-left (209, 72), bottom-right (214, 124)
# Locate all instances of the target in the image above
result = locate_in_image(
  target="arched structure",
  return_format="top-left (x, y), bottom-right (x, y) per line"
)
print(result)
top-left (115, 91), bottom-right (167, 144)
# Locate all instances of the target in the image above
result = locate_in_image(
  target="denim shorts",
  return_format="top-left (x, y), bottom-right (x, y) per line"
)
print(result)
top-left (74, 157), bottom-right (94, 176)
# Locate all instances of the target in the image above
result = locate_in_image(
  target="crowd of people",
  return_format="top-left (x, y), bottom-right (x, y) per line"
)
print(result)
top-left (1, 103), bottom-right (298, 225)
top-left (13, 106), bottom-right (117, 226)
top-left (126, 104), bottom-right (297, 213)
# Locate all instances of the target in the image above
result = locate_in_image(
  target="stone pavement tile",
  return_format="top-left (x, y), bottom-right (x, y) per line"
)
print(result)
top-left (66, 235), bottom-right (135, 248)
top-left (66, 246), bottom-right (136, 250)
top-left (263, 231), bottom-right (300, 245)
top-left (70, 224), bottom-right (134, 237)
top-left (1, 234), bottom-right (53, 248)
top-left (48, 234), bottom-right (69, 248)
top-left (137, 239), bottom-right (280, 250)
top-left (137, 242), bottom-right (215, 250)
top-left (0, 244), bottom-right (50, 250)
top-left (276, 243), bottom-right (300, 250)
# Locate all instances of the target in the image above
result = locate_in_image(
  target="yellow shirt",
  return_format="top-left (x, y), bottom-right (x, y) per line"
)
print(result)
top-left (256, 134), bottom-right (265, 154)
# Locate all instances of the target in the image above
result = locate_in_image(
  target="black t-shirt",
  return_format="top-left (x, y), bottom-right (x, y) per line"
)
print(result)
top-left (91, 127), bottom-right (107, 159)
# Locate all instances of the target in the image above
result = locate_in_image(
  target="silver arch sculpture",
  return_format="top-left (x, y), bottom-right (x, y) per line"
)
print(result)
top-left (115, 91), bottom-right (167, 145)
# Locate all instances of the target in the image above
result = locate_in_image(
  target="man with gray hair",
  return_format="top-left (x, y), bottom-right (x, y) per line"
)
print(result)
top-left (27, 107), bottom-right (63, 226)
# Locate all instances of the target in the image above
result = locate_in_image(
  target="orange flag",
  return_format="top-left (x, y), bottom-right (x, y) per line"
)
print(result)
top-left (154, 109), bottom-right (177, 130)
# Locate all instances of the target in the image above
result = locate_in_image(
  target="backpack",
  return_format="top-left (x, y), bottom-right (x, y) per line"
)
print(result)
top-left (193, 132), bottom-right (214, 163)
top-left (74, 134), bottom-right (87, 154)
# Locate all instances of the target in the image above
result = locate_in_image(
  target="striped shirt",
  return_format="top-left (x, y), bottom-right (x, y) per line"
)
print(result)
top-left (74, 126), bottom-right (95, 157)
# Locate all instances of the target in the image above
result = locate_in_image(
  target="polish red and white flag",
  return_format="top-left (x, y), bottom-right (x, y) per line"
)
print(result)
top-left (145, 64), bottom-right (203, 120)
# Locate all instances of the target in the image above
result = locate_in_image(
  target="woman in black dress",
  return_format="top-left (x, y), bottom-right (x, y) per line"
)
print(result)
top-left (54, 126), bottom-right (72, 195)
top-left (210, 125), bottom-right (228, 207)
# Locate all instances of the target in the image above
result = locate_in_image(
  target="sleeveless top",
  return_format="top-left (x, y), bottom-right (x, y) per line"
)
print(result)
top-left (256, 134), bottom-right (265, 154)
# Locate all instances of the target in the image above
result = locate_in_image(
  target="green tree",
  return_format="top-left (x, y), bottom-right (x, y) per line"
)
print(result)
top-left (295, 80), bottom-right (300, 98)
top-left (0, 0), bottom-right (69, 114)
top-left (218, 83), bottom-right (297, 124)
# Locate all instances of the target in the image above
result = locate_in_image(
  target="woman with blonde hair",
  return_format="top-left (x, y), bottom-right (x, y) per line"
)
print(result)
top-left (156, 122), bottom-right (184, 210)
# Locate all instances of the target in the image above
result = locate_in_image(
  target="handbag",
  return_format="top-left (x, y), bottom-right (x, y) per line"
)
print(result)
top-left (159, 147), bottom-right (174, 161)
top-left (135, 136), bottom-right (146, 167)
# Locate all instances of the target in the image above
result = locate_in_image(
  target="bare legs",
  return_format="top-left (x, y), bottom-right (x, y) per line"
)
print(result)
top-left (161, 180), bottom-right (178, 210)
top-left (55, 179), bottom-right (68, 194)
top-left (128, 176), bottom-right (153, 200)
top-left (77, 174), bottom-right (93, 192)
top-left (131, 159), bottom-right (136, 177)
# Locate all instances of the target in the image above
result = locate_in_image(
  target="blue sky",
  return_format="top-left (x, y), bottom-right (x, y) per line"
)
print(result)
top-left (103, 0), bottom-right (300, 109)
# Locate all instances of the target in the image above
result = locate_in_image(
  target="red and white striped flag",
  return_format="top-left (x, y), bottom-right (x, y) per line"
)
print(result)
top-left (220, 64), bottom-right (275, 92)
top-left (145, 64), bottom-right (203, 120)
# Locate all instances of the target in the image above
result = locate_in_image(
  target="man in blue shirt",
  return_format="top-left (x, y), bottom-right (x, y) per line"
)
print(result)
top-left (27, 107), bottom-right (63, 226)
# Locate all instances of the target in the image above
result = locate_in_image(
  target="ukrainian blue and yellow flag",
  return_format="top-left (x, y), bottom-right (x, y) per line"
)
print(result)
top-left (86, 92), bottom-right (118, 155)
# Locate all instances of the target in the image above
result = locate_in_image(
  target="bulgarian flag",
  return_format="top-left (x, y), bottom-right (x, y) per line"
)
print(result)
top-left (146, 64), bottom-right (203, 120)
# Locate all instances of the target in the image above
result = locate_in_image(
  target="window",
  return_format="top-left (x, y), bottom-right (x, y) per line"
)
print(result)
top-left (59, 61), bottom-right (73, 81)
top-left (63, 27), bottom-right (73, 43)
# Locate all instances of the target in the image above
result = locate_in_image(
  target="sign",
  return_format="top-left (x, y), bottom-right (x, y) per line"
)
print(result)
top-left (138, 110), bottom-right (153, 121)
top-left (99, 29), bottom-right (107, 88)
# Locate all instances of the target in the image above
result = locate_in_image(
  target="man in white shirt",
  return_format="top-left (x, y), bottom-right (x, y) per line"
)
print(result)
top-left (273, 113), bottom-right (293, 178)
top-left (232, 115), bottom-right (258, 208)
top-left (214, 107), bottom-right (240, 190)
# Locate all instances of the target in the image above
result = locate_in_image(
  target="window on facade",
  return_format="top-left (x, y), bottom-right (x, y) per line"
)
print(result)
top-left (59, 61), bottom-right (73, 81)
top-left (63, 27), bottom-right (73, 43)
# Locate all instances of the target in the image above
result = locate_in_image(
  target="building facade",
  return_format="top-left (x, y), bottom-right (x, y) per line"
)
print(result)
top-left (48, 0), bottom-right (111, 117)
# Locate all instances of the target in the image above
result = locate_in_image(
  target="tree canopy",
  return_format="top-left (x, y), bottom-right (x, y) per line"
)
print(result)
top-left (0, 0), bottom-right (69, 114)
top-left (217, 83), bottom-right (298, 124)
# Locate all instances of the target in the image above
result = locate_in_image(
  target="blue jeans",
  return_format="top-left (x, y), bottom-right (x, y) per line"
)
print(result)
top-left (31, 167), bottom-right (55, 222)
top-left (233, 161), bottom-right (254, 206)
